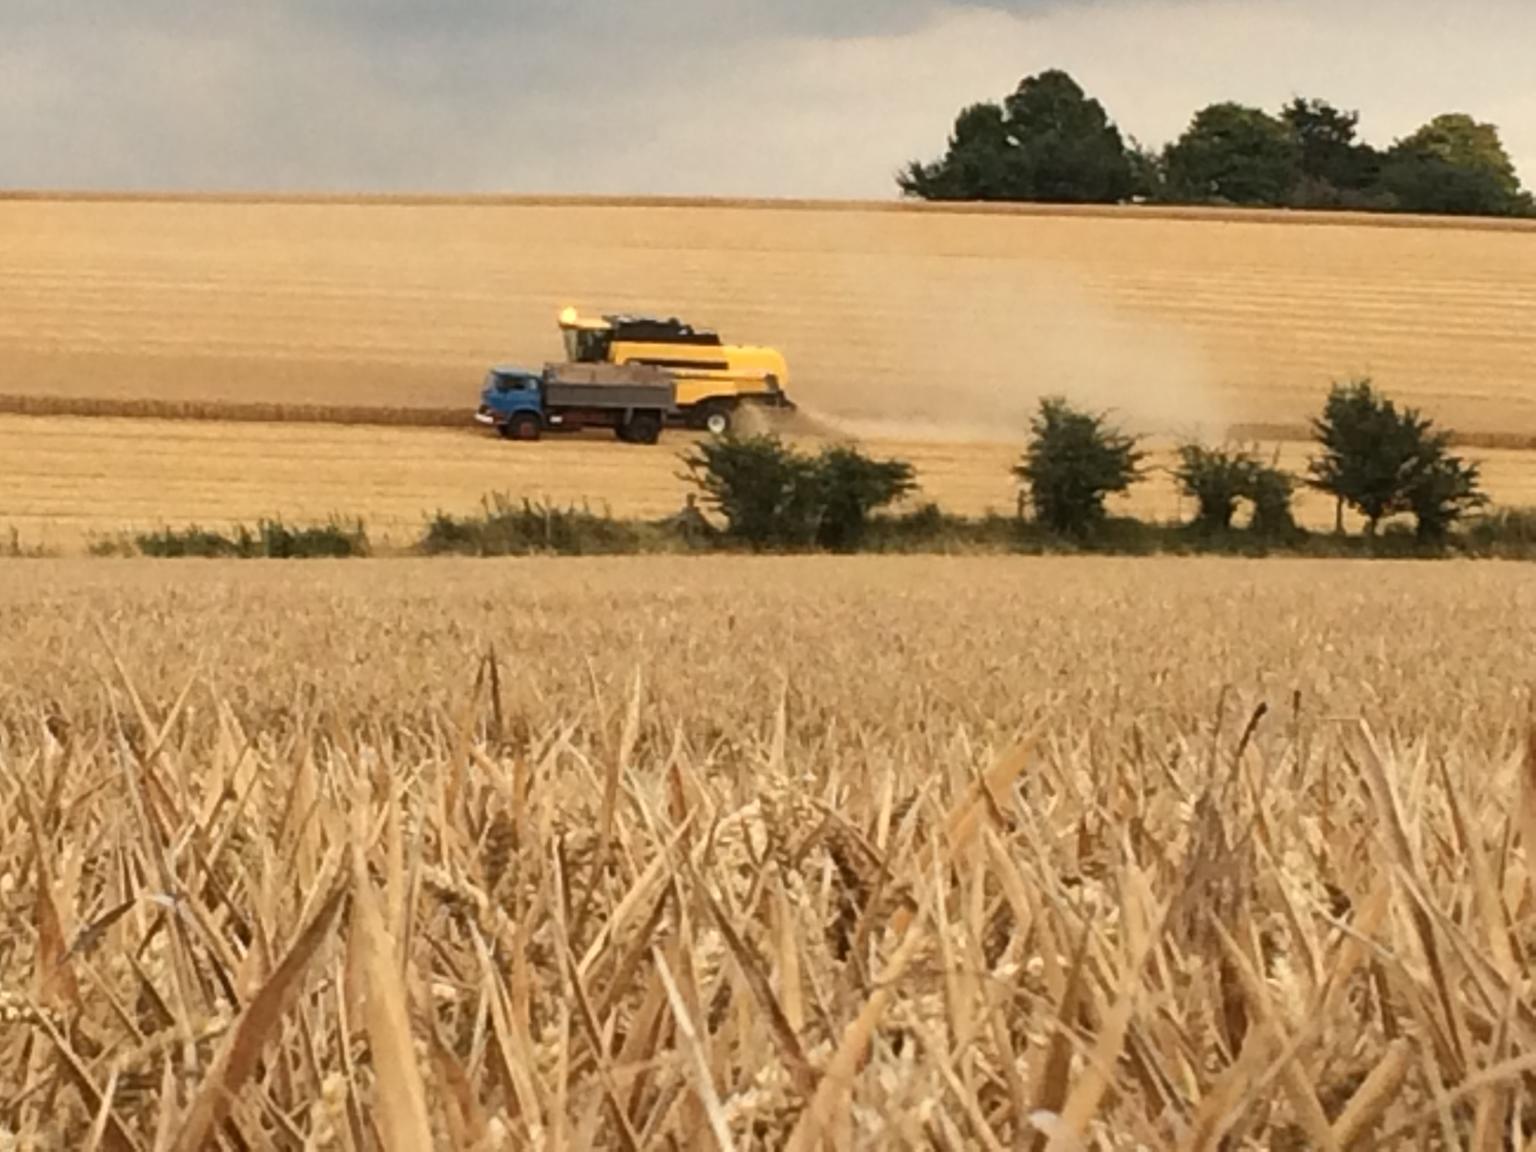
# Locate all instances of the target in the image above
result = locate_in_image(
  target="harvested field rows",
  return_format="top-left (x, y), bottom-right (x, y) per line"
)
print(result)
top-left (2, 556), bottom-right (1534, 1147)
top-left (3, 195), bottom-right (1536, 543)
top-left (10, 413), bottom-right (1536, 551)
top-left (4, 197), bottom-right (1536, 439)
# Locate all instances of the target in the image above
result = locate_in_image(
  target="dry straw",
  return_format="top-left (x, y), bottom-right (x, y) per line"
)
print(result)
top-left (2, 556), bottom-right (1534, 1148)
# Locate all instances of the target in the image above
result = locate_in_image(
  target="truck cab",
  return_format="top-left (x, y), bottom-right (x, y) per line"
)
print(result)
top-left (475, 366), bottom-right (545, 440)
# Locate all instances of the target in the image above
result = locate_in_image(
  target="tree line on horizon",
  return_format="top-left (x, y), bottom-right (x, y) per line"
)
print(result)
top-left (898, 69), bottom-right (1533, 219)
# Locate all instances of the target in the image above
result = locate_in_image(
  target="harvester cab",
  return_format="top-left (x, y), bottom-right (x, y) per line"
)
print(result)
top-left (558, 307), bottom-right (617, 365)
top-left (555, 306), bottom-right (793, 436)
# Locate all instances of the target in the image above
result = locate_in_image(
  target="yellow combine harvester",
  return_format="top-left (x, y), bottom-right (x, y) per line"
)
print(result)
top-left (556, 306), bottom-right (793, 435)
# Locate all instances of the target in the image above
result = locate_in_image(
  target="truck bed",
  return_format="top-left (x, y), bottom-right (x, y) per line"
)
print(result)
top-left (542, 363), bottom-right (676, 411)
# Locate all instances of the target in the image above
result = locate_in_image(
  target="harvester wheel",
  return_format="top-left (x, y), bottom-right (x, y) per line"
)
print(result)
top-left (701, 404), bottom-right (733, 436)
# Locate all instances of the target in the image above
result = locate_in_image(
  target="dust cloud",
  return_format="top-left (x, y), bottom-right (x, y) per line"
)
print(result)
top-left (778, 252), bottom-right (1230, 446)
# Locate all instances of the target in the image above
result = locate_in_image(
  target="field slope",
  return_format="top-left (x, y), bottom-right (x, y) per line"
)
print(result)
top-left (5, 195), bottom-right (1536, 436)
top-left (2, 194), bottom-right (1535, 545)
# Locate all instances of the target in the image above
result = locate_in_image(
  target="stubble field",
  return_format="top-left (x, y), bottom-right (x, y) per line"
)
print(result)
top-left (3, 555), bottom-right (1536, 1148)
top-left (9, 414), bottom-right (1536, 551)
top-left (2, 195), bottom-right (1536, 548)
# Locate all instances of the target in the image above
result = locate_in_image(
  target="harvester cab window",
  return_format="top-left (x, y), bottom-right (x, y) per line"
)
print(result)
top-left (564, 328), bottom-right (612, 364)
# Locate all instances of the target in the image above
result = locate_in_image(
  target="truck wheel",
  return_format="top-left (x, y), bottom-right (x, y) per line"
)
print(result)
top-left (626, 411), bottom-right (663, 445)
top-left (505, 412), bottom-right (542, 441)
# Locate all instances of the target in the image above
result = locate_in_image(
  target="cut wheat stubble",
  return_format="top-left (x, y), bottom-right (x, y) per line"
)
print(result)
top-left (0, 555), bottom-right (1533, 1147)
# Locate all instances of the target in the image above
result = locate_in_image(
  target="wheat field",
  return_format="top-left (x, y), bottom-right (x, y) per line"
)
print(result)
top-left (2, 555), bottom-right (1535, 1149)
top-left (3, 195), bottom-right (1536, 544)
top-left (8, 412), bottom-right (1536, 552)
top-left (4, 196), bottom-right (1536, 436)
top-left (5, 194), bottom-right (1536, 1150)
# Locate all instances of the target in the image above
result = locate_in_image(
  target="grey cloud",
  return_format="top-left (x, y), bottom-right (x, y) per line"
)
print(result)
top-left (278, 1), bottom-right (1068, 43)
top-left (9, 1), bottom-right (963, 45)
top-left (6, 0), bottom-right (927, 190)
top-left (1, 0), bottom-right (1531, 196)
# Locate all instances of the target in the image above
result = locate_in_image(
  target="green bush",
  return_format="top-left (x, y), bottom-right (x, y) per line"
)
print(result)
top-left (1407, 452), bottom-right (1487, 544)
top-left (135, 525), bottom-right (245, 557)
top-left (860, 504), bottom-right (1020, 553)
top-left (419, 494), bottom-right (647, 556)
top-left (1173, 444), bottom-right (1300, 539)
top-left (680, 435), bottom-right (917, 551)
top-left (1173, 445), bottom-right (1253, 532)
top-left (1014, 396), bottom-right (1145, 536)
top-left (418, 512), bottom-right (482, 554)
top-left (812, 445), bottom-right (918, 551)
top-left (1248, 464), bottom-right (1299, 540)
top-left (86, 533), bottom-right (138, 558)
top-left (1461, 507), bottom-right (1536, 554)
top-left (133, 517), bottom-right (368, 558)
top-left (257, 517), bottom-right (370, 558)
top-left (860, 503), bottom-right (950, 551)
top-left (679, 435), bottom-right (822, 549)
top-left (1307, 378), bottom-right (1485, 540)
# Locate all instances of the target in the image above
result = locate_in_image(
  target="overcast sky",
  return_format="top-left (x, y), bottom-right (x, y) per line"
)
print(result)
top-left (4, 0), bottom-right (1532, 198)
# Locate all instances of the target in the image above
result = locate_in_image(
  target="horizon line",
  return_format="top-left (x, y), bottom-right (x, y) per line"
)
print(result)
top-left (4, 188), bottom-right (1536, 235)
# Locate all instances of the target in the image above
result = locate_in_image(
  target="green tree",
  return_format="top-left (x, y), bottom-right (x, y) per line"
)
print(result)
top-left (1306, 379), bottom-right (1485, 538)
top-left (897, 102), bottom-right (1014, 201)
top-left (1174, 445), bottom-right (1253, 532)
top-left (1125, 137), bottom-right (1166, 201)
top-left (1248, 463), bottom-right (1299, 539)
top-left (680, 434), bottom-right (821, 549)
top-left (1407, 453), bottom-right (1487, 542)
top-left (1015, 396), bottom-right (1145, 535)
top-left (680, 435), bottom-right (918, 551)
top-left (1175, 444), bottom-right (1301, 538)
top-left (899, 69), bottom-right (1134, 203)
top-left (1381, 114), bottom-right (1529, 217)
top-left (813, 445), bottom-right (918, 552)
top-left (1307, 380), bottom-right (1418, 534)
top-left (1163, 103), bottom-right (1300, 206)
top-left (1280, 97), bottom-right (1384, 207)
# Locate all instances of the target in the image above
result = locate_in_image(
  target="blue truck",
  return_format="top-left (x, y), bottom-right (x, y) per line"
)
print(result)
top-left (474, 362), bottom-right (677, 444)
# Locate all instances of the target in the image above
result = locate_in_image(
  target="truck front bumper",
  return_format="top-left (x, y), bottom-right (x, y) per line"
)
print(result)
top-left (474, 406), bottom-right (498, 426)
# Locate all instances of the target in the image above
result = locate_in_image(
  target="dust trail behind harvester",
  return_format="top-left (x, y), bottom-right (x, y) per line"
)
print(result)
top-left (769, 248), bottom-right (1232, 448)
top-left (763, 405), bottom-right (1012, 445)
